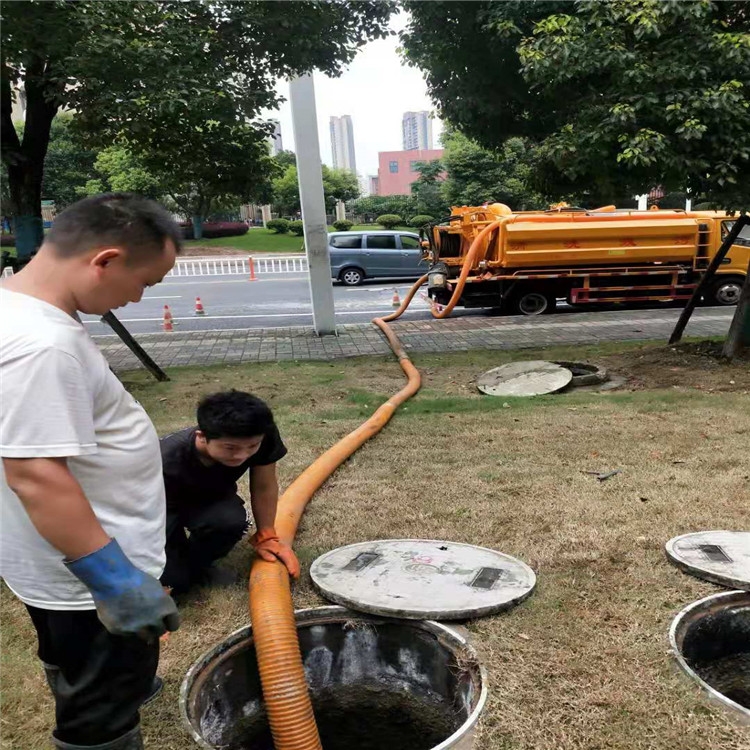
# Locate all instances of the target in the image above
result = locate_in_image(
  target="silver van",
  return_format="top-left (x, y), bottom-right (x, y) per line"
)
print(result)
top-left (328, 230), bottom-right (425, 286)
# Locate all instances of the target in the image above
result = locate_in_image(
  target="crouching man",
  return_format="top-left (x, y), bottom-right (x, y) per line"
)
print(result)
top-left (159, 390), bottom-right (299, 595)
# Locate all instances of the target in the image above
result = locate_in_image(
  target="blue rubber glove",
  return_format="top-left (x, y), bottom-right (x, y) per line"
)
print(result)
top-left (66, 538), bottom-right (180, 640)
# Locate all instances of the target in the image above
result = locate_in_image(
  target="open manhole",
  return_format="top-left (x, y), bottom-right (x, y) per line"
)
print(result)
top-left (552, 361), bottom-right (609, 388)
top-left (477, 360), bottom-right (572, 397)
top-left (670, 590), bottom-right (750, 723)
top-left (181, 606), bottom-right (487, 750)
top-left (666, 531), bottom-right (750, 590)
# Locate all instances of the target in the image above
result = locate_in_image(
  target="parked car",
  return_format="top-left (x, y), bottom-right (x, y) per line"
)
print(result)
top-left (328, 231), bottom-right (426, 286)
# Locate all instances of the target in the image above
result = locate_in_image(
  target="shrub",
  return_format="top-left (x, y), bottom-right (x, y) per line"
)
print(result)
top-left (375, 214), bottom-right (402, 229)
top-left (408, 215), bottom-right (434, 227)
top-left (332, 219), bottom-right (353, 231)
top-left (266, 218), bottom-right (290, 234)
top-left (179, 221), bottom-right (249, 240)
top-left (289, 220), bottom-right (304, 236)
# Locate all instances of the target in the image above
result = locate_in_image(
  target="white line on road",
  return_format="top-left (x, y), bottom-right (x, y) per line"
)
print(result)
top-left (143, 295), bottom-right (183, 300)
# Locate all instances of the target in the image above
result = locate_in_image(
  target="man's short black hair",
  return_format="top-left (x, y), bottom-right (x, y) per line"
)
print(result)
top-left (197, 390), bottom-right (275, 440)
top-left (46, 193), bottom-right (183, 263)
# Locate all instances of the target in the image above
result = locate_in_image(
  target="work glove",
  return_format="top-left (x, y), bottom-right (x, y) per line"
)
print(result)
top-left (250, 527), bottom-right (301, 579)
top-left (66, 538), bottom-right (180, 640)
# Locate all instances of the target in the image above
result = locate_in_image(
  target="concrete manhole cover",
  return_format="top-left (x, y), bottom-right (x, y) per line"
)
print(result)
top-left (666, 530), bottom-right (750, 590)
top-left (477, 360), bottom-right (572, 397)
top-left (310, 539), bottom-right (536, 620)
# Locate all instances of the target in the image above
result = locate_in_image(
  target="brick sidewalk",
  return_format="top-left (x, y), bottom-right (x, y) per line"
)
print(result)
top-left (97, 307), bottom-right (734, 372)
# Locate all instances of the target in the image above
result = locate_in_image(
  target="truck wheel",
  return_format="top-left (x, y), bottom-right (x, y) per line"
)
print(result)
top-left (709, 277), bottom-right (744, 306)
top-left (513, 290), bottom-right (557, 316)
top-left (339, 267), bottom-right (364, 286)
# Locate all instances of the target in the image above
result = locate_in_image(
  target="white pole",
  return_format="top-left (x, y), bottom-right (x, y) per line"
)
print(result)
top-left (290, 74), bottom-right (336, 336)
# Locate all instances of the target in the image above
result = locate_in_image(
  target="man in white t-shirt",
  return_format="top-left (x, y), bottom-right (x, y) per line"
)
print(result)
top-left (1, 194), bottom-right (181, 750)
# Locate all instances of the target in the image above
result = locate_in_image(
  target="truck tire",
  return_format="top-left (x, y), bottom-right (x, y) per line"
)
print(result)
top-left (512, 289), bottom-right (557, 316)
top-left (339, 267), bottom-right (365, 286)
top-left (709, 276), bottom-right (744, 306)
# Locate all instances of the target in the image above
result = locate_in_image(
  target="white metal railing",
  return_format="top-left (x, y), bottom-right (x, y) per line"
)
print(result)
top-left (2, 255), bottom-right (308, 279)
top-left (166, 255), bottom-right (307, 277)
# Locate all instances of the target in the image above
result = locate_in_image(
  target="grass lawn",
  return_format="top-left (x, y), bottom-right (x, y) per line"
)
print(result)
top-left (2, 343), bottom-right (748, 749)
top-left (182, 224), bottom-right (415, 256)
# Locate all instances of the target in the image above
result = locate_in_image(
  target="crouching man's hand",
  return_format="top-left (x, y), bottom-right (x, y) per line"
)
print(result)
top-left (249, 528), bottom-right (301, 579)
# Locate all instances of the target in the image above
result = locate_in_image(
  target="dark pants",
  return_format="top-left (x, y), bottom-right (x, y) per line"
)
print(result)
top-left (26, 605), bottom-right (158, 746)
top-left (160, 494), bottom-right (249, 594)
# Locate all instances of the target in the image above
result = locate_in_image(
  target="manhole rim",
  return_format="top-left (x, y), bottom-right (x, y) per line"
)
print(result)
top-left (665, 529), bottom-right (750, 590)
top-left (668, 589), bottom-right (750, 725)
top-left (310, 538), bottom-right (537, 620)
top-left (552, 360), bottom-right (609, 387)
top-left (179, 605), bottom-right (489, 750)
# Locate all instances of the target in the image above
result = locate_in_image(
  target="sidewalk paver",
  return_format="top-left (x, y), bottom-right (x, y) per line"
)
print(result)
top-left (96, 307), bottom-right (734, 372)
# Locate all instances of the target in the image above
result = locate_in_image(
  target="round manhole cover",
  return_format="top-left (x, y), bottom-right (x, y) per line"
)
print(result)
top-left (666, 530), bottom-right (750, 590)
top-left (477, 361), bottom-right (572, 397)
top-left (310, 539), bottom-right (536, 620)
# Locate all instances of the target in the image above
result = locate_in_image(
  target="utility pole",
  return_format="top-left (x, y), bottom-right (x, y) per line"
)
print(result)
top-left (289, 74), bottom-right (336, 336)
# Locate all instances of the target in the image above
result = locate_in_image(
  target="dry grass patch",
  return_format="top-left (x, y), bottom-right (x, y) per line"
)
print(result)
top-left (2, 342), bottom-right (748, 749)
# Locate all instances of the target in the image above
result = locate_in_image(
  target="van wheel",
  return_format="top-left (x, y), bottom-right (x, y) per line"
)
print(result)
top-left (709, 277), bottom-right (744, 306)
top-left (513, 290), bottom-right (557, 316)
top-left (340, 267), bottom-right (364, 286)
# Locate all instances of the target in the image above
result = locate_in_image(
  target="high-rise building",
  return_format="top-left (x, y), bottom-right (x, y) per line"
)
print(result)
top-left (269, 119), bottom-right (283, 155)
top-left (402, 111), bottom-right (433, 151)
top-left (329, 115), bottom-right (357, 173)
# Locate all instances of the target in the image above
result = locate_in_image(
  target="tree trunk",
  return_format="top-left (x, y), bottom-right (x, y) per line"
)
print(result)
top-left (191, 214), bottom-right (204, 240)
top-left (1, 57), bottom-right (60, 262)
top-left (722, 258), bottom-right (750, 360)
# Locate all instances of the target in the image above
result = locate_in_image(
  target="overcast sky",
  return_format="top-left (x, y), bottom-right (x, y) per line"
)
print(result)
top-left (264, 11), bottom-right (442, 179)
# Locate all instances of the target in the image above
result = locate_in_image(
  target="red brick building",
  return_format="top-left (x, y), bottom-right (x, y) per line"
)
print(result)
top-left (376, 149), bottom-right (444, 195)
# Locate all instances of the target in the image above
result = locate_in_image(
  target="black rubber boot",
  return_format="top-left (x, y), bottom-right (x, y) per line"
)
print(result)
top-left (43, 662), bottom-right (61, 694)
top-left (51, 724), bottom-right (144, 749)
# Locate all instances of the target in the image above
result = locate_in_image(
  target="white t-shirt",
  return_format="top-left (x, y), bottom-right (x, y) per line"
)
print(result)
top-left (0, 289), bottom-right (166, 610)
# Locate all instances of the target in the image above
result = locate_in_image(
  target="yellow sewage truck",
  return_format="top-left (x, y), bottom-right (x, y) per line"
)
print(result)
top-left (423, 204), bottom-right (750, 315)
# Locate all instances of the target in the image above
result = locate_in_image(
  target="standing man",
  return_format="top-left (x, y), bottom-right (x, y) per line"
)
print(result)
top-left (1, 194), bottom-right (181, 750)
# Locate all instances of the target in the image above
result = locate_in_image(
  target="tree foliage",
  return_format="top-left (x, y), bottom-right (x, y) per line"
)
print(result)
top-left (441, 129), bottom-right (547, 210)
top-left (349, 194), bottom-right (415, 221)
top-left (409, 159), bottom-right (449, 217)
top-left (1, 0), bottom-right (393, 254)
top-left (41, 114), bottom-right (98, 208)
top-left (272, 164), bottom-right (360, 215)
top-left (402, 0), bottom-right (750, 206)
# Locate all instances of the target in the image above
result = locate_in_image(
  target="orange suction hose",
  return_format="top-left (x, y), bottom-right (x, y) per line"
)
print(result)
top-left (247, 223), bottom-right (498, 749)
top-left (248, 313), bottom-right (422, 749)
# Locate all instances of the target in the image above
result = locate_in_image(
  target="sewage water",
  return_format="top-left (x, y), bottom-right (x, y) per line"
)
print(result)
top-left (683, 607), bottom-right (750, 708)
top-left (233, 682), bottom-right (460, 750)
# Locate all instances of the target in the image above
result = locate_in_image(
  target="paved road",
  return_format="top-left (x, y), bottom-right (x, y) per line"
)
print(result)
top-left (83, 271), bottom-right (715, 337)
top-left (82, 273), bottom-right (441, 335)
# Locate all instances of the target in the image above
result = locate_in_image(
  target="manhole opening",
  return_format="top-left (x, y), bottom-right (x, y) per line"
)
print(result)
top-left (682, 608), bottom-right (750, 709)
top-left (234, 683), bottom-right (461, 750)
top-left (184, 610), bottom-right (484, 750)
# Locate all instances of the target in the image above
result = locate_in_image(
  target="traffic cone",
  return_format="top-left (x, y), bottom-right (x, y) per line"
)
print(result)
top-left (162, 305), bottom-right (174, 332)
top-left (248, 256), bottom-right (257, 281)
top-left (392, 289), bottom-right (401, 307)
top-left (194, 296), bottom-right (205, 315)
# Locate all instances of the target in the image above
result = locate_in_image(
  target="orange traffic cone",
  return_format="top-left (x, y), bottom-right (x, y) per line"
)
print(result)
top-left (248, 256), bottom-right (257, 281)
top-left (194, 296), bottom-right (205, 315)
top-left (162, 304), bottom-right (174, 332)
top-left (391, 289), bottom-right (401, 307)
